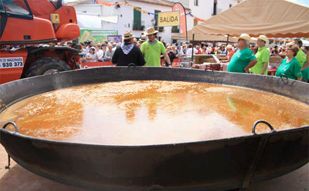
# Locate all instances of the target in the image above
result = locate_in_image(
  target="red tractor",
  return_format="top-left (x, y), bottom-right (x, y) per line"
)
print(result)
top-left (0, 0), bottom-right (80, 84)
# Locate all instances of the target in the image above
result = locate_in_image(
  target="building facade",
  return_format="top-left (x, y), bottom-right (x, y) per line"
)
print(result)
top-left (72, 0), bottom-right (244, 43)
top-left (73, 0), bottom-right (183, 43)
top-left (187, 0), bottom-right (242, 30)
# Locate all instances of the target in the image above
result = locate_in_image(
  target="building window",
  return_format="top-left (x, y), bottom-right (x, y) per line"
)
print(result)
top-left (133, 7), bottom-right (143, 30)
top-left (171, 26), bottom-right (180, 33)
top-left (154, 10), bottom-right (164, 32)
top-left (194, 0), bottom-right (198, 6)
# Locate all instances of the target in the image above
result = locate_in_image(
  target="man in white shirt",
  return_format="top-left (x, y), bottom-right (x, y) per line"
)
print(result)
top-left (186, 44), bottom-right (197, 57)
top-left (104, 44), bottom-right (115, 61)
top-left (85, 47), bottom-right (98, 62)
top-left (96, 44), bottom-right (107, 62)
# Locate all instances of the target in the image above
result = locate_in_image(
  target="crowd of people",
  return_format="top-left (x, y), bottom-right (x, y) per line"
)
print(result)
top-left (81, 42), bottom-right (116, 62)
top-left (79, 27), bottom-right (309, 83)
top-left (227, 34), bottom-right (309, 82)
top-left (80, 36), bottom-right (235, 65)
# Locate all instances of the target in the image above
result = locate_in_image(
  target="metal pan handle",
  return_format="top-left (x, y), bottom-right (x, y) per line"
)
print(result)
top-left (1, 121), bottom-right (19, 169)
top-left (252, 120), bottom-right (275, 135)
top-left (2, 121), bottom-right (19, 133)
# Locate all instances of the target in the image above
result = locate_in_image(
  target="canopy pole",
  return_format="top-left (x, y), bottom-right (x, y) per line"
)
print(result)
top-left (185, 15), bottom-right (188, 42)
top-left (226, 34), bottom-right (230, 45)
top-left (192, 33), bottom-right (195, 62)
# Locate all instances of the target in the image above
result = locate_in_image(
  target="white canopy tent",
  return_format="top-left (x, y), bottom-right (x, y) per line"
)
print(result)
top-left (192, 0), bottom-right (309, 38)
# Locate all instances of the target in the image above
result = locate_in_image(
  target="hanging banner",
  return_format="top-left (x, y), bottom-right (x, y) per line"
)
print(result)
top-left (80, 29), bottom-right (118, 43)
top-left (96, 0), bottom-right (113, 6)
top-left (107, 35), bottom-right (122, 43)
top-left (172, 3), bottom-right (187, 40)
top-left (157, 11), bottom-right (180, 27)
top-left (95, 0), bottom-right (156, 16)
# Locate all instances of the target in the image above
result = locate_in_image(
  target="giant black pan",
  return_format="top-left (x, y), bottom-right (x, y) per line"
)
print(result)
top-left (0, 67), bottom-right (308, 191)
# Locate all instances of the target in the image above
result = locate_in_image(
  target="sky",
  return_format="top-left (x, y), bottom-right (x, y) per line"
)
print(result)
top-left (289, 0), bottom-right (309, 7)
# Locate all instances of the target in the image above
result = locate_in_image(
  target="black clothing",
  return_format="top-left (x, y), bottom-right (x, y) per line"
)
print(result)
top-left (164, 51), bottom-right (176, 67)
top-left (112, 45), bottom-right (145, 66)
top-left (168, 51), bottom-right (176, 64)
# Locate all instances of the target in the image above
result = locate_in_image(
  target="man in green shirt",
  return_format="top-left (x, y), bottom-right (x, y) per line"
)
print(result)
top-left (294, 39), bottom-right (307, 68)
top-left (228, 33), bottom-right (257, 73)
top-left (250, 35), bottom-right (270, 75)
top-left (294, 39), bottom-right (309, 82)
top-left (141, 27), bottom-right (171, 67)
top-left (302, 47), bottom-right (309, 82)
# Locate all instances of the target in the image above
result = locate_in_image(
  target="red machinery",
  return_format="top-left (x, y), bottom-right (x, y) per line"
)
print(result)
top-left (0, 0), bottom-right (80, 84)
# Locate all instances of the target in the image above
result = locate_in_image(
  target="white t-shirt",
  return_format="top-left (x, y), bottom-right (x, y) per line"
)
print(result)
top-left (104, 50), bottom-right (114, 60)
top-left (186, 48), bottom-right (197, 57)
top-left (86, 53), bottom-right (97, 62)
top-left (96, 49), bottom-right (105, 61)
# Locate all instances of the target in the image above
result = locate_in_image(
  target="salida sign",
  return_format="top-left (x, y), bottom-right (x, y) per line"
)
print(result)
top-left (157, 11), bottom-right (180, 27)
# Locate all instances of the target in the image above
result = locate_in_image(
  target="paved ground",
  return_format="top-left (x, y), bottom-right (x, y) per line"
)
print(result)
top-left (0, 145), bottom-right (308, 191)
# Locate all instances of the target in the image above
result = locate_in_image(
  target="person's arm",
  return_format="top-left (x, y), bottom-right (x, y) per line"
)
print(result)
top-left (136, 47), bottom-right (146, 66)
top-left (244, 60), bottom-right (257, 73)
top-left (243, 50), bottom-right (257, 73)
top-left (161, 44), bottom-right (171, 66)
top-left (112, 48), bottom-right (119, 65)
top-left (261, 50), bottom-right (270, 75)
top-left (164, 52), bottom-right (171, 66)
top-left (301, 55), bottom-right (309, 70)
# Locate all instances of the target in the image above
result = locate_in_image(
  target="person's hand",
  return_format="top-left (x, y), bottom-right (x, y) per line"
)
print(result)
top-left (244, 67), bottom-right (250, 73)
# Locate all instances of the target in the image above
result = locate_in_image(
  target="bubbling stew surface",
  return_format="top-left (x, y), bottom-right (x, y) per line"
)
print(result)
top-left (0, 81), bottom-right (308, 145)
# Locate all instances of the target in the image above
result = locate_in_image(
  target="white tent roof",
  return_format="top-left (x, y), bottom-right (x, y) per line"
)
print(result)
top-left (192, 0), bottom-right (309, 38)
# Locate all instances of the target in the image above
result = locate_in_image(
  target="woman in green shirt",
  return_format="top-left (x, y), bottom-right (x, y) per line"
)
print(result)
top-left (276, 46), bottom-right (302, 80)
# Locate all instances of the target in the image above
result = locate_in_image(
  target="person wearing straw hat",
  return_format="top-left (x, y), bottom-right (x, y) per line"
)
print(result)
top-left (139, 33), bottom-right (147, 44)
top-left (96, 43), bottom-right (107, 62)
top-left (294, 39), bottom-right (307, 68)
top-left (112, 32), bottom-right (145, 66)
top-left (250, 35), bottom-right (270, 75)
top-left (294, 39), bottom-right (309, 82)
top-left (226, 44), bottom-right (235, 61)
top-left (140, 27), bottom-right (171, 67)
top-left (227, 33), bottom-right (257, 73)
